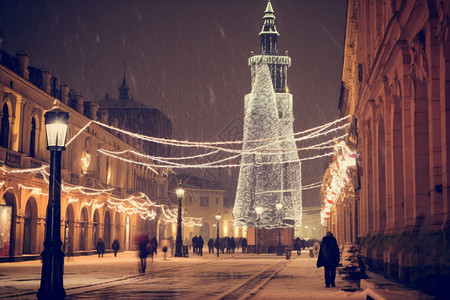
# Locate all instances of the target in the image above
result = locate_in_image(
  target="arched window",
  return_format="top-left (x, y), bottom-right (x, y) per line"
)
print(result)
top-left (29, 117), bottom-right (36, 157)
top-left (0, 103), bottom-right (10, 148)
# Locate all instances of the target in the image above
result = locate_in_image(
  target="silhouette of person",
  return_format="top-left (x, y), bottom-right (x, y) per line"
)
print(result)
top-left (317, 232), bottom-right (340, 287)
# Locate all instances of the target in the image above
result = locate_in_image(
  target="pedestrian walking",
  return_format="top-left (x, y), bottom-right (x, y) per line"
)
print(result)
top-left (313, 242), bottom-right (320, 257)
top-left (316, 232), bottom-right (340, 288)
top-left (136, 234), bottom-right (149, 273)
top-left (112, 238), bottom-right (120, 257)
top-left (198, 236), bottom-right (204, 256)
top-left (192, 236), bottom-right (198, 254)
top-left (66, 237), bottom-right (73, 261)
top-left (241, 238), bottom-right (247, 253)
top-left (169, 237), bottom-right (175, 257)
top-left (294, 237), bottom-right (301, 255)
top-left (151, 236), bottom-right (158, 255)
top-left (230, 237), bottom-right (236, 253)
top-left (208, 238), bottom-right (214, 253)
top-left (96, 238), bottom-right (105, 258)
top-left (214, 237), bottom-right (221, 254)
top-left (161, 238), bottom-right (169, 260)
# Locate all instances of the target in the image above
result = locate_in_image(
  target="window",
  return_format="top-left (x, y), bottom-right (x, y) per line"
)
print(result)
top-left (0, 104), bottom-right (10, 148)
top-left (200, 197), bottom-right (209, 207)
top-left (29, 117), bottom-right (36, 157)
top-left (216, 198), bottom-right (219, 204)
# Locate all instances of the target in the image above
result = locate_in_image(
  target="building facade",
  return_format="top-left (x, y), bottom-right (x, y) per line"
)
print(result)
top-left (0, 37), bottom-right (170, 262)
top-left (167, 174), bottom-right (241, 245)
top-left (325, 0), bottom-right (450, 295)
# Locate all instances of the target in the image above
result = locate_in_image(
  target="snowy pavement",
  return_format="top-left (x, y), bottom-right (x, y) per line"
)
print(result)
top-left (0, 249), bottom-right (431, 299)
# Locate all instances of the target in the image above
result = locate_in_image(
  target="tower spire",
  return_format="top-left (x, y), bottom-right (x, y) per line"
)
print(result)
top-left (260, 0), bottom-right (279, 55)
top-left (118, 66), bottom-right (129, 100)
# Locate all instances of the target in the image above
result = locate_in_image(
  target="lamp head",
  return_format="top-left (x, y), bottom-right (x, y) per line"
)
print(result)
top-left (175, 187), bottom-right (185, 199)
top-left (215, 213), bottom-right (221, 221)
top-left (44, 101), bottom-right (70, 150)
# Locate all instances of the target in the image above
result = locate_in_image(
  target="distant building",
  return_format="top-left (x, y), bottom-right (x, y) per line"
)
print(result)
top-left (326, 0), bottom-right (450, 297)
top-left (167, 174), bottom-right (241, 244)
top-left (0, 36), bottom-right (169, 262)
top-left (97, 72), bottom-right (172, 158)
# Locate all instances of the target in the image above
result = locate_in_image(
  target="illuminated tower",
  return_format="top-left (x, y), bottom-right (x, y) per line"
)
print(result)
top-left (233, 1), bottom-right (302, 229)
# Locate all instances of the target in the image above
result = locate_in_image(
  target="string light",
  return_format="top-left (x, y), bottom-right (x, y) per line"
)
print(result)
top-left (1, 111), bottom-right (353, 224)
top-left (89, 115), bottom-right (351, 148)
top-left (320, 141), bottom-right (357, 225)
top-left (18, 184), bottom-right (48, 196)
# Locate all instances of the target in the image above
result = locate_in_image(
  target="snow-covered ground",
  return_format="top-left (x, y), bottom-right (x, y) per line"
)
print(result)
top-left (0, 249), bottom-right (432, 299)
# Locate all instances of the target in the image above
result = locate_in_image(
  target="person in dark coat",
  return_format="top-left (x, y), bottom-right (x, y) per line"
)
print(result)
top-left (241, 238), bottom-right (247, 253)
top-left (151, 236), bottom-right (158, 255)
top-left (198, 236), bottom-right (204, 256)
top-left (214, 237), bottom-right (221, 254)
top-left (96, 238), bottom-right (105, 258)
top-left (316, 232), bottom-right (340, 287)
top-left (137, 234), bottom-right (149, 273)
top-left (208, 238), bottom-right (214, 253)
top-left (294, 237), bottom-right (301, 255)
top-left (112, 239), bottom-right (120, 257)
top-left (192, 236), bottom-right (198, 254)
top-left (229, 237), bottom-right (236, 253)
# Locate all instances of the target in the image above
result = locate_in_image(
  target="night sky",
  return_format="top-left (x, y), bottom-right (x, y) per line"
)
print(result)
top-left (0, 0), bottom-right (347, 208)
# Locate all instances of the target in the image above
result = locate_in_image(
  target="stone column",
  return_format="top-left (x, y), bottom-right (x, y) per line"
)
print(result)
top-left (399, 40), bottom-right (414, 232)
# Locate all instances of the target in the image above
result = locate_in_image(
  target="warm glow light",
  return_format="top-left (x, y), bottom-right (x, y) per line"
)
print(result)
top-left (223, 222), bottom-right (228, 236)
top-left (171, 222), bottom-right (177, 235)
top-left (276, 202), bottom-right (283, 211)
top-left (215, 213), bottom-right (221, 221)
top-left (255, 206), bottom-right (264, 215)
top-left (81, 151), bottom-right (91, 173)
top-left (44, 103), bottom-right (69, 149)
top-left (175, 187), bottom-right (185, 199)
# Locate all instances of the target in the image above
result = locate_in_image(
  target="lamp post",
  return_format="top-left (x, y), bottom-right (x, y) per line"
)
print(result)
top-left (174, 186), bottom-right (184, 257)
top-left (255, 206), bottom-right (264, 254)
top-left (215, 212), bottom-right (221, 257)
top-left (276, 202), bottom-right (283, 246)
top-left (38, 102), bottom-right (69, 299)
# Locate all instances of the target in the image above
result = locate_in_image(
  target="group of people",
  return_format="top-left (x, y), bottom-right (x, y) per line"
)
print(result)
top-left (205, 237), bottom-right (248, 254)
top-left (98, 231), bottom-right (339, 288)
top-left (95, 238), bottom-right (121, 258)
top-left (191, 235), bottom-right (204, 256)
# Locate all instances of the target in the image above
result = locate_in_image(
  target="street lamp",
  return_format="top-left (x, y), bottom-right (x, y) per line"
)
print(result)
top-left (255, 206), bottom-right (264, 254)
top-left (174, 186), bottom-right (184, 257)
top-left (276, 203), bottom-right (283, 246)
top-left (38, 102), bottom-right (69, 299)
top-left (215, 212), bottom-right (221, 257)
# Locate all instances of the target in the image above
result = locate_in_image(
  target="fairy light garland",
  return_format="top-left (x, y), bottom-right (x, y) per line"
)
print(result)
top-left (320, 141), bottom-right (357, 226)
top-left (0, 113), bottom-right (353, 224)
top-left (18, 183), bottom-right (49, 196)
top-left (90, 115), bottom-right (351, 148)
